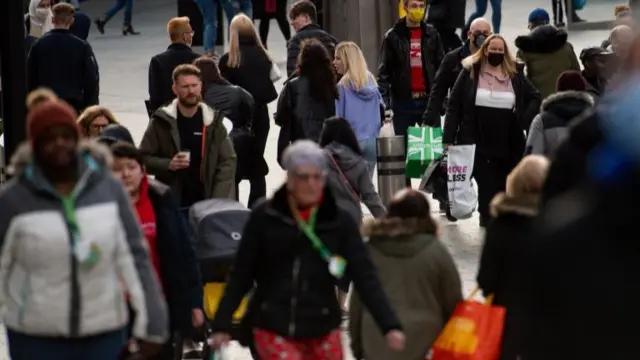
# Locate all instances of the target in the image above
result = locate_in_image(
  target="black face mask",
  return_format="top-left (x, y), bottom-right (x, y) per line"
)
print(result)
top-left (487, 52), bottom-right (504, 67)
top-left (472, 33), bottom-right (487, 48)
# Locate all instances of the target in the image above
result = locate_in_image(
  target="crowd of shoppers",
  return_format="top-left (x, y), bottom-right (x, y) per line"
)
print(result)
top-left (9, 0), bottom-right (640, 359)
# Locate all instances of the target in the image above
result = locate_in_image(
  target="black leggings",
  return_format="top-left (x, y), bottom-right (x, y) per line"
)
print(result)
top-left (473, 154), bottom-right (512, 223)
top-left (258, 1), bottom-right (291, 47)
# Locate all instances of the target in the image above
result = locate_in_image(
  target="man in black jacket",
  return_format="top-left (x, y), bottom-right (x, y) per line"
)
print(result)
top-left (378, 0), bottom-right (444, 187)
top-left (27, 2), bottom-right (99, 114)
top-left (422, 18), bottom-right (491, 128)
top-left (148, 16), bottom-right (200, 112)
top-left (579, 47), bottom-right (614, 98)
top-left (286, 0), bottom-right (338, 76)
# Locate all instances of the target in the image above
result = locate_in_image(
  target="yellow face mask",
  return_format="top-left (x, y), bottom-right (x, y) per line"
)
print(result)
top-left (407, 8), bottom-right (425, 23)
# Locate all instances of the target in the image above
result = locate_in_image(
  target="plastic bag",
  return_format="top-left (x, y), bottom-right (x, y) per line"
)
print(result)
top-left (447, 145), bottom-right (477, 219)
top-left (431, 288), bottom-right (506, 360)
top-left (379, 121), bottom-right (395, 137)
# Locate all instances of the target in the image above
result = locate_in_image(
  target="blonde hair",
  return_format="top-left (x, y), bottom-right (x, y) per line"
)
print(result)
top-left (26, 88), bottom-right (58, 110)
top-left (167, 16), bottom-right (191, 42)
top-left (77, 105), bottom-right (119, 136)
top-left (335, 41), bottom-right (376, 90)
top-left (461, 34), bottom-right (518, 79)
top-left (505, 155), bottom-right (550, 197)
top-left (227, 13), bottom-right (272, 68)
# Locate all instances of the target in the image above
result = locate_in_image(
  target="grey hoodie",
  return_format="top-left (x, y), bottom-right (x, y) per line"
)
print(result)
top-left (324, 142), bottom-right (386, 223)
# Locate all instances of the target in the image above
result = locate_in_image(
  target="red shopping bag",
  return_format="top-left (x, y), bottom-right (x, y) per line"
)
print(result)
top-left (430, 288), bottom-right (505, 360)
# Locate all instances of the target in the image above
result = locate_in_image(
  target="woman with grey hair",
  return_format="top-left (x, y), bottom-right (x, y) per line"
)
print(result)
top-left (210, 140), bottom-right (405, 360)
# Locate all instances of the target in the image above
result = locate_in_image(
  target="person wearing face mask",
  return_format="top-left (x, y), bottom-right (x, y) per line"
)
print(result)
top-left (147, 17), bottom-right (200, 113)
top-left (378, 0), bottom-right (445, 188)
top-left (444, 34), bottom-right (541, 227)
top-left (579, 47), bottom-right (614, 97)
top-left (421, 17), bottom-right (491, 214)
top-left (286, 0), bottom-right (338, 77)
top-left (422, 18), bottom-right (492, 128)
top-left (29, 0), bottom-right (54, 37)
top-left (515, 9), bottom-right (580, 99)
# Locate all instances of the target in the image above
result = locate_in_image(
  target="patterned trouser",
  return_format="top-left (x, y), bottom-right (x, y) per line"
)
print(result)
top-left (253, 328), bottom-right (343, 360)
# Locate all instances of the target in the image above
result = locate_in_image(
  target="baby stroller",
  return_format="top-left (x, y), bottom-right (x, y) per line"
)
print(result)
top-left (187, 198), bottom-right (258, 360)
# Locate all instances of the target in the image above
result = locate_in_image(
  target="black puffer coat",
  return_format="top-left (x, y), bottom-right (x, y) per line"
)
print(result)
top-left (211, 185), bottom-right (402, 339)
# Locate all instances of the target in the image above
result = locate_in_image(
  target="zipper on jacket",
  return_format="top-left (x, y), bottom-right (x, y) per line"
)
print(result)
top-left (17, 274), bottom-right (31, 328)
top-left (288, 257), bottom-right (301, 337)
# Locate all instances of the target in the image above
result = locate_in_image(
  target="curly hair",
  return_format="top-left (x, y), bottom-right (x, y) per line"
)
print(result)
top-left (297, 39), bottom-right (338, 106)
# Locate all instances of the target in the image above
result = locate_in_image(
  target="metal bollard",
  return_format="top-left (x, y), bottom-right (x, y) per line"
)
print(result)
top-left (376, 135), bottom-right (406, 206)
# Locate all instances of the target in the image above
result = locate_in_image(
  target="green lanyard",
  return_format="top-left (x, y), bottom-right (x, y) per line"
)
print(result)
top-left (293, 207), bottom-right (331, 262)
top-left (61, 196), bottom-right (80, 246)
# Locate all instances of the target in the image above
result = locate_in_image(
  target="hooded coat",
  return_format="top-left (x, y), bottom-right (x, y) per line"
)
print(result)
top-left (515, 25), bottom-right (581, 99)
top-left (350, 217), bottom-right (462, 360)
top-left (525, 91), bottom-right (594, 157)
top-left (335, 75), bottom-right (384, 142)
top-left (323, 142), bottom-right (386, 223)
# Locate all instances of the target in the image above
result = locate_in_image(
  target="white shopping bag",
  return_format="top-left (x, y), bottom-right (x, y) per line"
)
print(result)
top-left (379, 121), bottom-right (395, 137)
top-left (446, 144), bottom-right (477, 219)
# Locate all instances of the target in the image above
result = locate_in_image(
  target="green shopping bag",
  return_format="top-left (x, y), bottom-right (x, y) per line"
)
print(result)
top-left (405, 126), bottom-right (444, 178)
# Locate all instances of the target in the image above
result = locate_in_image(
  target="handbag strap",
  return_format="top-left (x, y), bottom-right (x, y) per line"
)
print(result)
top-left (328, 153), bottom-right (360, 201)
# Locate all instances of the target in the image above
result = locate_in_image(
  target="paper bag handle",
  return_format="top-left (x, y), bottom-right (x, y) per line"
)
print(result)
top-left (467, 287), bottom-right (494, 306)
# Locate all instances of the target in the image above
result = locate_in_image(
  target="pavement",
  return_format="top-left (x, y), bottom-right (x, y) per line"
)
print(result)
top-left (0, 0), bottom-right (615, 358)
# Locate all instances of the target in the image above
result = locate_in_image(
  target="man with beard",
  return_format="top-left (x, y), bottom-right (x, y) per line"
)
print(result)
top-left (140, 64), bottom-right (237, 212)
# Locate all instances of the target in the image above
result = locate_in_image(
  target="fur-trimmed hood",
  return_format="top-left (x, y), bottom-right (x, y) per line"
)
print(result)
top-left (7, 139), bottom-right (112, 177)
top-left (515, 25), bottom-right (568, 54)
top-left (540, 91), bottom-right (594, 125)
top-left (361, 217), bottom-right (437, 257)
top-left (490, 193), bottom-right (540, 218)
top-left (155, 99), bottom-right (233, 135)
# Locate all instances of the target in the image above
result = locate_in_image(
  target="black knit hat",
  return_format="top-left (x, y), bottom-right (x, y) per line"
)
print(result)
top-left (98, 124), bottom-right (134, 146)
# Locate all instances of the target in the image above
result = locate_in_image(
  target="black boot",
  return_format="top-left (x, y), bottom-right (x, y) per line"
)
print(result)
top-left (94, 17), bottom-right (106, 34)
top-left (122, 23), bottom-right (140, 36)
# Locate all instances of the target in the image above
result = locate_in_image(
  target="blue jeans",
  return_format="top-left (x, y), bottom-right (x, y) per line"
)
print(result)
top-left (7, 329), bottom-right (125, 360)
top-left (105, 0), bottom-right (133, 24)
top-left (359, 138), bottom-right (377, 180)
top-left (195, 0), bottom-right (253, 53)
top-left (466, 0), bottom-right (502, 33)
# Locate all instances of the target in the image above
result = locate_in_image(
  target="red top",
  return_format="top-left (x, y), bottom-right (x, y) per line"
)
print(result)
top-left (134, 174), bottom-right (163, 292)
top-left (409, 28), bottom-right (426, 92)
top-left (298, 192), bottom-right (324, 221)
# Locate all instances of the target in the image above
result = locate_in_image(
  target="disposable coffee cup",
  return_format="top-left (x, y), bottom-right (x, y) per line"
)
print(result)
top-left (179, 151), bottom-right (191, 161)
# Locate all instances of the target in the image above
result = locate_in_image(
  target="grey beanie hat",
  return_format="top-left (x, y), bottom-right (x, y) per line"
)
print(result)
top-left (282, 140), bottom-right (327, 172)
